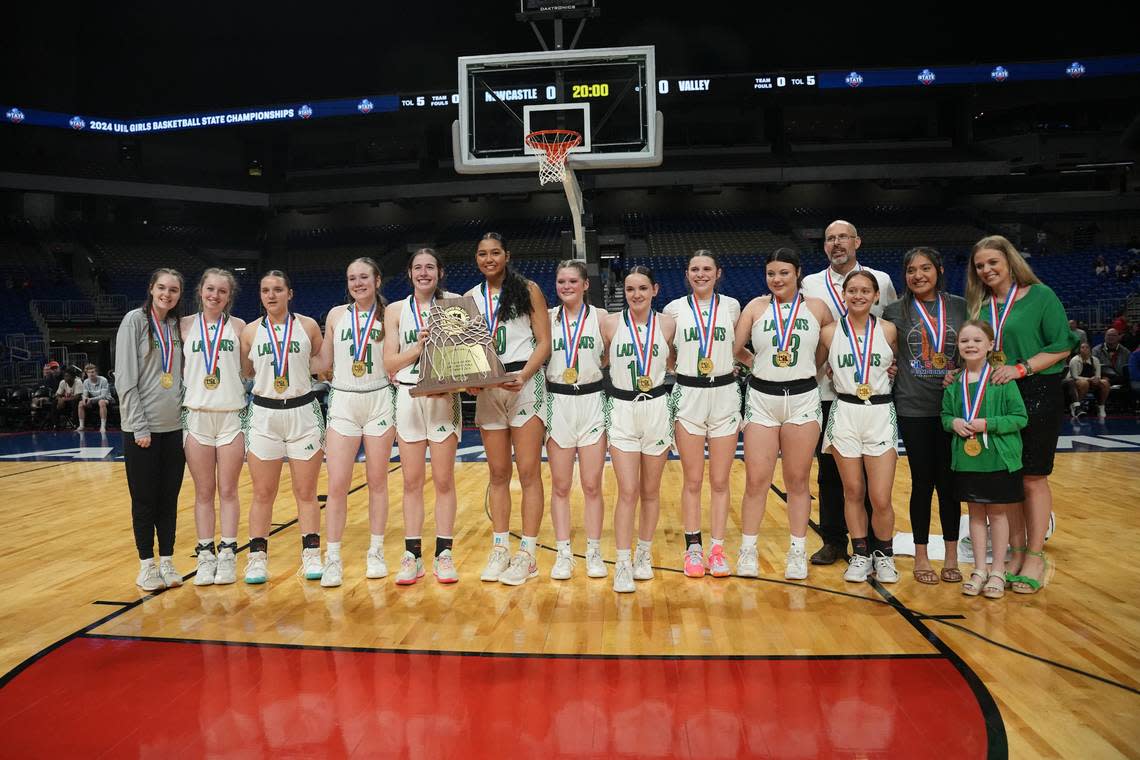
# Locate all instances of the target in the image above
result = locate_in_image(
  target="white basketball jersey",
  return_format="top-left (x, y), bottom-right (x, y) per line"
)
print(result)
top-left (248, 314), bottom-right (313, 399)
top-left (828, 317), bottom-right (893, 396)
top-left (330, 304), bottom-right (387, 391)
top-left (465, 281), bottom-right (536, 364)
top-left (751, 296), bottom-right (821, 382)
top-left (395, 291), bottom-right (460, 384)
top-left (664, 295), bottom-right (740, 376)
top-left (608, 310), bottom-right (669, 391)
top-left (546, 303), bottom-right (604, 384)
top-left (182, 314), bottom-right (244, 411)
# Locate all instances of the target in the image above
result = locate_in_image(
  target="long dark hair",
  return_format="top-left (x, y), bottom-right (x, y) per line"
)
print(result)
top-left (766, 247), bottom-right (804, 290)
top-left (408, 247), bottom-right (446, 300)
top-left (141, 267), bottom-right (184, 352)
top-left (479, 232), bottom-right (532, 320)
top-left (901, 246), bottom-right (945, 327)
top-left (624, 265), bottom-right (658, 312)
top-left (258, 269), bottom-right (292, 319)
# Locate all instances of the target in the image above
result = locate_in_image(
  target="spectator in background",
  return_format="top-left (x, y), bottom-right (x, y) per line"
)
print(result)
top-left (1067, 343), bottom-right (1109, 419)
top-left (1093, 328), bottom-right (1131, 387)
top-left (55, 369), bottom-right (83, 426)
top-left (1116, 261), bottom-right (1132, 283)
top-left (1111, 309), bottom-right (1128, 334)
top-left (1094, 256), bottom-right (1109, 277)
top-left (41, 360), bottom-right (62, 392)
top-left (1122, 322), bottom-right (1140, 352)
top-left (78, 363), bottom-right (112, 432)
top-left (1068, 319), bottom-right (1089, 349)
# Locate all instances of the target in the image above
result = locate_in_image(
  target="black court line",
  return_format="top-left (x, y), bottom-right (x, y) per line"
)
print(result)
top-left (0, 462), bottom-right (69, 479)
top-left (914, 614), bottom-right (967, 621)
top-left (78, 632), bottom-right (947, 662)
top-left (92, 601), bottom-right (134, 607)
top-left (925, 618), bottom-right (1140, 697)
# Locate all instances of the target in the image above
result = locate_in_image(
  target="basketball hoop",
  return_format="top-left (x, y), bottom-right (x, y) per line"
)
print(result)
top-left (525, 129), bottom-right (582, 185)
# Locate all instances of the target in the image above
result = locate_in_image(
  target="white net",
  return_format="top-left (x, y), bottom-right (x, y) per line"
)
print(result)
top-left (526, 130), bottom-right (581, 186)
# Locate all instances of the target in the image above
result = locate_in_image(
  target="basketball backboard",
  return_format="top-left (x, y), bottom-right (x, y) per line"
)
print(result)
top-left (453, 46), bottom-right (662, 174)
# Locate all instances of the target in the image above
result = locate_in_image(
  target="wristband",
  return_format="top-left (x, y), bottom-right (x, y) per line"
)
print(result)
top-left (1015, 363), bottom-right (1028, 379)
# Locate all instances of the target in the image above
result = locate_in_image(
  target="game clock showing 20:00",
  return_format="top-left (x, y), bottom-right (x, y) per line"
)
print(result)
top-left (570, 83), bottom-right (611, 98)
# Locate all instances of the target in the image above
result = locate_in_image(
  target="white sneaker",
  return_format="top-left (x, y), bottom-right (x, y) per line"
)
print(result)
top-left (784, 546), bottom-right (808, 580)
top-left (613, 560), bottom-right (635, 593)
top-left (194, 549), bottom-right (217, 586)
top-left (737, 545), bottom-right (759, 577)
top-left (633, 546), bottom-right (654, 580)
top-left (300, 548), bottom-right (323, 580)
top-left (480, 545), bottom-right (511, 582)
top-left (585, 546), bottom-right (607, 578)
top-left (320, 556), bottom-right (343, 587)
top-left (99, 422), bottom-right (107, 433)
top-left (245, 551), bottom-right (269, 584)
top-left (75, 424), bottom-right (83, 432)
top-left (366, 548), bottom-right (388, 579)
top-left (433, 550), bottom-right (459, 584)
top-left (872, 551), bottom-right (899, 583)
top-left (136, 562), bottom-right (163, 592)
top-left (550, 548), bottom-right (575, 580)
top-left (214, 546), bottom-right (236, 585)
top-left (844, 554), bottom-right (873, 583)
top-left (499, 551), bottom-right (538, 586)
top-left (1098, 405), bottom-right (1107, 420)
top-left (395, 552), bottom-right (425, 585)
top-left (159, 559), bottom-right (182, 588)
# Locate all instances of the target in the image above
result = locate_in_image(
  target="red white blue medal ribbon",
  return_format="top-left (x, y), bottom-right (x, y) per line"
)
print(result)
top-left (914, 294), bottom-right (946, 355)
top-left (351, 303), bottom-right (379, 364)
top-left (410, 295), bottom-right (433, 333)
top-left (687, 294), bottom-right (719, 360)
top-left (989, 283), bottom-right (1019, 354)
top-left (624, 308), bottom-right (656, 381)
top-left (843, 314), bottom-right (875, 386)
top-left (561, 303), bottom-right (588, 374)
top-left (770, 292), bottom-right (802, 354)
top-left (961, 362), bottom-right (992, 423)
top-left (264, 314), bottom-right (293, 381)
top-left (199, 312), bottom-right (225, 378)
top-left (481, 282), bottom-right (501, 337)
top-left (149, 307), bottom-right (174, 375)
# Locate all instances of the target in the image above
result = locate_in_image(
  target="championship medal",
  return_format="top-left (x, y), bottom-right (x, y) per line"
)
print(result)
top-left (637, 375), bottom-right (653, 392)
top-left (624, 308), bottom-right (657, 394)
top-left (914, 294), bottom-right (947, 370)
top-left (964, 437), bottom-right (983, 457)
top-left (559, 303), bottom-right (588, 386)
top-left (150, 307), bottom-right (175, 391)
top-left (350, 302), bottom-right (378, 379)
top-left (932, 352), bottom-right (947, 369)
top-left (352, 360), bottom-right (366, 377)
top-left (199, 312), bottom-right (226, 391)
top-left (987, 284), bottom-right (1018, 369)
top-left (961, 361), bottom-right (993, 458)
top-left (274, 376), bottom-right (288, 393)
top-left (843, 313), bottom-right (877, 404)
top-left (264, 314), bottom-right (294, 395)
top-left (770, 293), bottom-right (802, 371)
top-left (687, 294), bottom-right (719, 377)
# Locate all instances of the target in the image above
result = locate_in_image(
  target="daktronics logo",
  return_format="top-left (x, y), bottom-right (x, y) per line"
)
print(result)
top-left (1066, 61), bottom-right (1085, 78)
top-left (6, 108), bottom-right (25, 124)
top-left (357, 98), bottom-right (374, 114)
top-left (991, 66), bottom-right (1009, 82)
top-left (69, 116), bottom-right (86, 130)
top-left (299, 104), bottom-right (313, 119)
top-left (917, 68), bottom-right (936, 86)
top-left (845, 71), bottom-right (863, 88)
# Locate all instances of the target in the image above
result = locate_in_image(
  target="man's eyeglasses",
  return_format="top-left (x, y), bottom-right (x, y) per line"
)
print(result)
top-left (825, 233), bottom-right (857, 244)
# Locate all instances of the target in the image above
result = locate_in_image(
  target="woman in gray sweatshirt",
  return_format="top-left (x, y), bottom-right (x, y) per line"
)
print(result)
top-left (115, 268), bottom-right (187, 592)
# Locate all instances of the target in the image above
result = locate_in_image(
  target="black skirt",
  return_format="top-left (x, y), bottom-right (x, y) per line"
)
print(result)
top-left (957, 469), bottom-right (1025, 505)
top-left (1015, 373), bottom-right (1064, 477)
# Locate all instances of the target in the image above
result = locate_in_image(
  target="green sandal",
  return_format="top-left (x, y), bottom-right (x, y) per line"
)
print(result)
top-left (1004, 546), bottom-right (1027, 588)
top-left (1008, 550), bottom-right (1048, 594)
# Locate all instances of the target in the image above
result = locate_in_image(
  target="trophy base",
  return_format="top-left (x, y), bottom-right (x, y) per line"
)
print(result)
top-left (409, 373), bottom-right (517, 397)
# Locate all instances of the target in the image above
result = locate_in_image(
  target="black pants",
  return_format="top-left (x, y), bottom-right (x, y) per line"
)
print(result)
top-left (897, 416), bottom-right (960, 544)
top-left (816, 400), bottom-right (873, 546)
top-left (124, 430), bottom-right (185, 560)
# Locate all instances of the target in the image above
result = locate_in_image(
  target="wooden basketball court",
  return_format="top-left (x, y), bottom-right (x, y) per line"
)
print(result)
top-left (0, 425), bottom-right (1138, 758)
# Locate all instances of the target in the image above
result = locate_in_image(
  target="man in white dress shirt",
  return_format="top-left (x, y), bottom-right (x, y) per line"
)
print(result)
top-left (801, 220), bottom-right (898, 565)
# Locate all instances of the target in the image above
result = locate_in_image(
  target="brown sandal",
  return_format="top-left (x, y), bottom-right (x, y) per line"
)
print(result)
top-left (912, 568), bottom-right (939, 585)
top-left (940, 567), bottom-right (963, 583)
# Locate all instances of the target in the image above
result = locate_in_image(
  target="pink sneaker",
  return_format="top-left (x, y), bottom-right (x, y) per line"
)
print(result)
top-left (708, 545), bottom-right (731, 578)
top-left (683, 546), bottom-right (706, 578)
